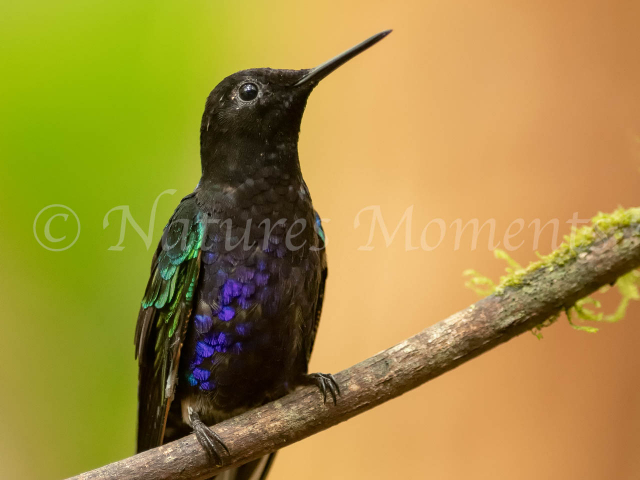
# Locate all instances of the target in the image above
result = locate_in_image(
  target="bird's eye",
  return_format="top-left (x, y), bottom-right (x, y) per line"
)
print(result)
top-left (239, 83), bottom-right (259, 102)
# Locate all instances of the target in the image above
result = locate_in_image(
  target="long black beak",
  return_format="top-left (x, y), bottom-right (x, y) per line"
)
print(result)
top-left (294, 29), bottom-right (392, 86)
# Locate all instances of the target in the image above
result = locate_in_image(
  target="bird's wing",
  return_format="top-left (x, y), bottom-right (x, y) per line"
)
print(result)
top-left (134, 193), bottom-right (205, 452)
top-left (303, 211), bottom-right (328, 366)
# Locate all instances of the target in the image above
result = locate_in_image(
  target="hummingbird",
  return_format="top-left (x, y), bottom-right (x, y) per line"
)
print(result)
top-left (134, 29), bottom-right (391, 479)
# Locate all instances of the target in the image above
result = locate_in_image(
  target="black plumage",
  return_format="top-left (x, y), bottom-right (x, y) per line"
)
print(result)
top-left (134, 30), bottom-right (391, 479)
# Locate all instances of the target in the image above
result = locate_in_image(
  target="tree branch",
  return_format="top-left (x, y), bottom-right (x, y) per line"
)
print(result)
top-left (68, 221), bottom-right (640, 480)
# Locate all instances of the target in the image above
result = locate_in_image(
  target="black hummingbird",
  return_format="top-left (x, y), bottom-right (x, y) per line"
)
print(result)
top-left (134, 29), bottom-right (391, 479)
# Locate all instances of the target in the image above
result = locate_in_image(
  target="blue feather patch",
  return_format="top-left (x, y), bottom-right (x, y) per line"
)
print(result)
top-left (218, 306), bottom-right (235, 321)
top-left (192, 368), bottom-right (210, 381)
top-left (196, 341), bottom-right (215, 358)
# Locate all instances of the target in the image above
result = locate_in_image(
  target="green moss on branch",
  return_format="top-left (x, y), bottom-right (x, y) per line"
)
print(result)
top-left (464, 207), bottom-right (640, 336)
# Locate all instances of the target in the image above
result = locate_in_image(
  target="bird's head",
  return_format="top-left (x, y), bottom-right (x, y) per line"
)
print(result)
top-left (199, 30), bottom-right (391, 184)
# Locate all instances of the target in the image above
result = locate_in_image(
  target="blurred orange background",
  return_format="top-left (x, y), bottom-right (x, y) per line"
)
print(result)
top-left (1, 1), bottom-right (639, 479)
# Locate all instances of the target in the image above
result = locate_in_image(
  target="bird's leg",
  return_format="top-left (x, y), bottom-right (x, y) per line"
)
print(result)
top-left (300, 373), bottom-right (341, 405)
top-left (188, 406), bottom-right (230, 466)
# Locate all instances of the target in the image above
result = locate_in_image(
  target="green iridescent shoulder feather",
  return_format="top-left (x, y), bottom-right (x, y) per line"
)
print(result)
top-left (142, 211), bottom-right (204, 336)
top-left (135, 196), bottom-right (206, 451)
top-left (144, 205), bottom-right (205, 400)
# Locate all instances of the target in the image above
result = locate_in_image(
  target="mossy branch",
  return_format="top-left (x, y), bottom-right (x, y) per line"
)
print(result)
top-left (67, 208), bottom-right (640, 480)
top-left (465, 207), bottom-right (640, 336)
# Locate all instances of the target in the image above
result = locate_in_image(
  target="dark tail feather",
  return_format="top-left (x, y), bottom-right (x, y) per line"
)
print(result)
top-left (212, 453), bottom-right (277, 480)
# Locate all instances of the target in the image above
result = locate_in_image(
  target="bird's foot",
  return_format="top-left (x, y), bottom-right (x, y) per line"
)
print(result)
top-left (302, 373), bottom-right (341, 405)
top-left (188, 407), bottom-right (230, 467)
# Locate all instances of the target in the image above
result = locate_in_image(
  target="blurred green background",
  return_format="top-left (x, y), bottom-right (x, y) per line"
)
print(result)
top-left (1, 2), bottom-right (233, 477)
top-left (2, 1), bottom-right (640, 479)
